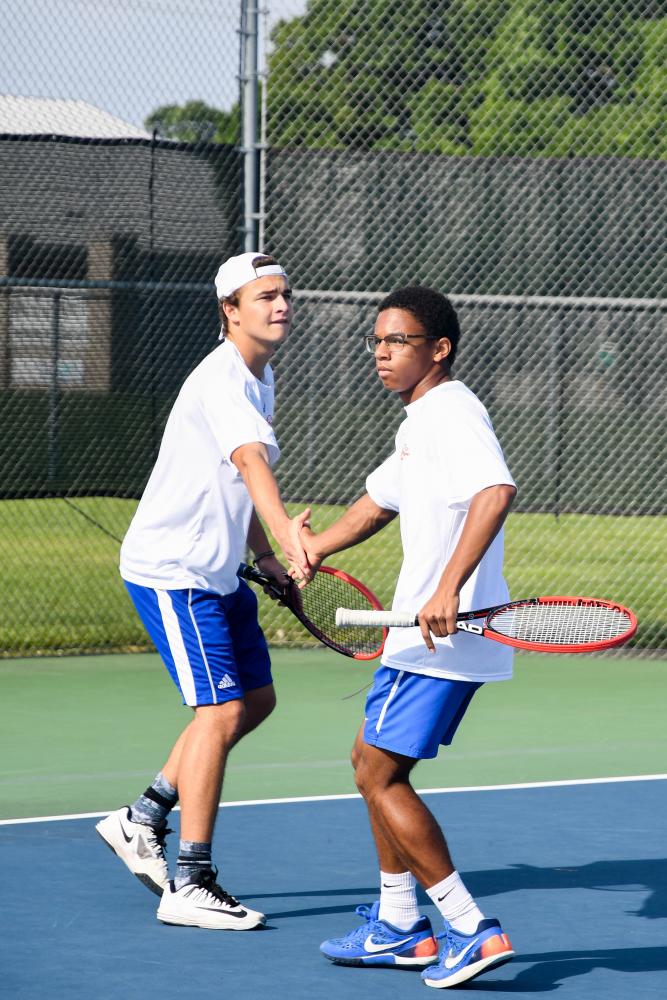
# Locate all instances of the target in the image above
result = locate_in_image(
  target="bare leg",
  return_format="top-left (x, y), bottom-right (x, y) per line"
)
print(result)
top-left (235, 683), bottom-right (276, 742)
top-left (351, 724), bottom-right (407, 874)
top-left (175, 700), bottom-right (246, 842)
top-left (161, 719), bottom-right (193, 790)
top-left (160, 683), bottom-right (276, 792)
top-left (352, 726), bottom-right (455, 888)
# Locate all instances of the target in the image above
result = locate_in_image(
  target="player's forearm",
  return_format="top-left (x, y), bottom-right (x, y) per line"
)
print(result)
top-left (247, 509), bottom-right (273, 558)
top-left (306, 494), bottom-right (396, 559)
top-left (438, 484), bottom-right (516, 595)
top-left (233, 446), bottom-right (293, 549)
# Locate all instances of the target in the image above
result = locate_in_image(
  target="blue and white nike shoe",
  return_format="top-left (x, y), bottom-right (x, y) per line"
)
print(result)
top-left (320, 901), bottom-right (439, 968)
top-left (421, 918), bottom-right (514, 988)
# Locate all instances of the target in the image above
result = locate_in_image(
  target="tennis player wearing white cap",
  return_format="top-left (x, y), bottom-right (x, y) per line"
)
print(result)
top-left (96, 252), bottom-right (311, 930)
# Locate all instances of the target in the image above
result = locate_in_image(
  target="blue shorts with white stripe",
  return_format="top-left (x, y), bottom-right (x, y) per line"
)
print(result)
top-left (124, 578), bottom-right (272, 706)
top-left (363, 665), bottom-right (481, 760)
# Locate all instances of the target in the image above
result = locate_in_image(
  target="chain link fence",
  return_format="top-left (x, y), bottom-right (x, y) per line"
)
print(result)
top-left (0, 1), bottom-right (665, 657)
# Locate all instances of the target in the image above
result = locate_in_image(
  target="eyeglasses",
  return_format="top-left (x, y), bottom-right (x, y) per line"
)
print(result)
top-left (364, 333), bottom-right (438, 354)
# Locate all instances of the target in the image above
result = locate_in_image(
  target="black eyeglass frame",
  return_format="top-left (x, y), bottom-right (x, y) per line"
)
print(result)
top-left (363, 333), bottom-right (441, 354)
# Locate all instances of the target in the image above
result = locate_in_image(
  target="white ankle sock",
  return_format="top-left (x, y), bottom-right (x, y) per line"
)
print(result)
top-left (426, 871), bottom-right (485, 934)
top-left (378, 870), bottom-right (421, 930)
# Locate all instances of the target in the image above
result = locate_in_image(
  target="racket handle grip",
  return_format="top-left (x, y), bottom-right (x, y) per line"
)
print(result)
top-left (336, 608), bottom-right (418, 627)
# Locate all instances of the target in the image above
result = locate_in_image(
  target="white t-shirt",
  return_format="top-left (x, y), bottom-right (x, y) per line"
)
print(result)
top-left (120, 340), bottom-right (279, 595)
top-left (366, 380), bottom-right (516, 682)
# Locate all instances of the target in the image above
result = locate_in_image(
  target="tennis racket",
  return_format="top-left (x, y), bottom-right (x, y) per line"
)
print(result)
top-left (335, 596), bottom-right (637, 654)
top-left (240, 563), bottom-right (387, 660)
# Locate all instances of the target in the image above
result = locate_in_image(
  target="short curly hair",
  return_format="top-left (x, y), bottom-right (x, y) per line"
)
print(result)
top-left (377, 286), bottom-right (460, 367)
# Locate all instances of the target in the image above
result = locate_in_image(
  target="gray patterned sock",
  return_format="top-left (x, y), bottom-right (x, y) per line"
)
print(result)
top-left (174, 841), bottom-right (213, 890)
top-left (129, 771), bottom-right (178, 827)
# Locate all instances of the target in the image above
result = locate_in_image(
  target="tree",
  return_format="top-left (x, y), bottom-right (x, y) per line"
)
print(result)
top-left (265, 0), bottom-right (664, 157)
top-left (145, 100), bottom-right (238, 144)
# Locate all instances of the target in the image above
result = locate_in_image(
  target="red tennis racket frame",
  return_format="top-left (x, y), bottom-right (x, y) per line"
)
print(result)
top-left (464, 595), bottom-right (638, 654)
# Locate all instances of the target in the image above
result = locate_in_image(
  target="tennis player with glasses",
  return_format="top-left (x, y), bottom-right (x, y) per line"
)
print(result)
top-left (96, 252), bottom-right (310, 930)
top-left (302, 286), bottom-right (517, 988)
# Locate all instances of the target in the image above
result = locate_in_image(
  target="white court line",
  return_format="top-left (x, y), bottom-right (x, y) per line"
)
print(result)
top-left (1, 773), bottom-right (666, 826)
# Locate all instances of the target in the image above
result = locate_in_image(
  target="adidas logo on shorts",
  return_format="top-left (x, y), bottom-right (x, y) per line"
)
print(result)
top-left (217, 674), bottom-right (235, 690)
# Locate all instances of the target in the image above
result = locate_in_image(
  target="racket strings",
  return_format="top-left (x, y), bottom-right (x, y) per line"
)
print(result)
top-left (294, 573), bottom-right (385, 656)
top-left (489, 603), bottom-right (632, 645)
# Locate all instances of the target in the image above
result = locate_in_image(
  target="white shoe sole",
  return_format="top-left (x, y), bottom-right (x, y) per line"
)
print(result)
top-left (423, 950), bottom-right (515, 988)
top-left (157, 906), bottom-right (267, 931)
top-left (325, 951), bottom-right (437, 968)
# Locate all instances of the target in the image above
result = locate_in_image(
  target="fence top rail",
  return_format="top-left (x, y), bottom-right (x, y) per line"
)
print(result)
top-left (1, 277), bottom-right (666, 312)
top-left (294, 289), bottom-right (667, 311)
top-left (0, 277), bottom-right (211, 292)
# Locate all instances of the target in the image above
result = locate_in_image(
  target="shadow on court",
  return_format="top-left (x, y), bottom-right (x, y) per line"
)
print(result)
top-left (249, 857), bottom-right (667, 922)
top-left (2, 780), bottom-right (666, 999)
top-left (469, 946), bottom-right (667, 993)
top-left (464, 858), bottom-right (667, 920)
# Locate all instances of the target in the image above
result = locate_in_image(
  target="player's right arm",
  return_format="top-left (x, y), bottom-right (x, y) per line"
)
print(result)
top-left (301, 493), bottom-right (396, 571)
top-left (418, 482), bottom-right (516, 651)
top-left (231, 442), bottom-right (312, 582)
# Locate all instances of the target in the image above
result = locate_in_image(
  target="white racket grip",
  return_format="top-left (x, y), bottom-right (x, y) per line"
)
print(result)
top-left (335, 608), bottom-right (418, 627)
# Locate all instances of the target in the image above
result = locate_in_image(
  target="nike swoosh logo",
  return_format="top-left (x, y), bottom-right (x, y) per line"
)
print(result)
top-left (444, 939), bottom-right (478, 969)
top-left (364, 934), bottom-right (413, 953)
top-left (198, 906), bottom-right (248, 918)
top-left (120, 827), bottom-right (134, 844)
top-left (382, 883), bottom-right (401, 888)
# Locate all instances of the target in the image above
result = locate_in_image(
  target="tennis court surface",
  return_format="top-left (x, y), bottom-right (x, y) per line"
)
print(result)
top-left (2, 780), bottom-right (666, 999)
top-left (2, 649), bottom-right (665, 998)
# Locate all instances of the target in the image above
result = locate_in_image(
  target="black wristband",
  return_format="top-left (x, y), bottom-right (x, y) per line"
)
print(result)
top-left (252, 550), bottom-right (275, 566)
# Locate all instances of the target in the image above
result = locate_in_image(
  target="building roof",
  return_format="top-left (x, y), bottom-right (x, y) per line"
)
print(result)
top-left (0, 95), bottom-right (151, 139)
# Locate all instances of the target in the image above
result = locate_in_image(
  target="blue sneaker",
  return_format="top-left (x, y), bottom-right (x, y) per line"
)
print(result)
top-left (421, 918), bottom-right (514, 988)
top-left (320, 901), bottom-right (439, 968)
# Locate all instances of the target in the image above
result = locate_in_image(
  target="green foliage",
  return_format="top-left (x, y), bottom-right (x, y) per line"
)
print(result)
top-left (266, 0), bottom-right (666, 157)
top-left (145, 99), bottom-right (238, 144)
top-left (1, 498), bottom-right (665, 655)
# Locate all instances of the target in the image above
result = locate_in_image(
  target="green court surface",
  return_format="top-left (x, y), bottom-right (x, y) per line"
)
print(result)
top-left (1, 648), bottom-right (665, 820)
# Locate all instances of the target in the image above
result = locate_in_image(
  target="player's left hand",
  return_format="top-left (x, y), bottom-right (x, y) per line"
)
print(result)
top-left (417, 590), bottom-right (460, 652)
top-left (255, 554), bottom-right (291, 602)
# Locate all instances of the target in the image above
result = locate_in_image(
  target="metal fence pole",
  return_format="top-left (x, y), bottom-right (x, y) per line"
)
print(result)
top-left (48, 291), bottom-right (61, 484)
top-left (240, 0), bottom-right (259, 251)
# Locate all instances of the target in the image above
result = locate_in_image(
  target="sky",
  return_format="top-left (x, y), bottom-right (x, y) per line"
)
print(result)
top-left (0, 0), bottom-right (307, 129)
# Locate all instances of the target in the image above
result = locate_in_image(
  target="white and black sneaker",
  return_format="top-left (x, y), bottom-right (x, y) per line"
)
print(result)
top-left (95, 806), bottom-right (170, 896)
top-left (157, 868), bottom-right (266, 930)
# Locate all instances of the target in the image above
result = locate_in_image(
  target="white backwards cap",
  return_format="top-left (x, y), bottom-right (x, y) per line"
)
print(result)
top-left (214, 251), bottom-right (288, 300)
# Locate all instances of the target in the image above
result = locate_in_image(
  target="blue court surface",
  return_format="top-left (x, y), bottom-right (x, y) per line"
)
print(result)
top-left (2, 778), bottom-right (665, 999)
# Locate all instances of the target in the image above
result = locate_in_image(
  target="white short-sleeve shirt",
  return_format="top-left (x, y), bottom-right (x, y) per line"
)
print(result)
top-left (366, 380), bottom-right (516, 682)
top-left (120, 340), bottom-right (278, 595)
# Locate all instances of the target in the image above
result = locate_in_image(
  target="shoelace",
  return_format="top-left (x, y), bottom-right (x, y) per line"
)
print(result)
top-left (193, 867), bottom-right (242, 908)
top-left (435, 925), bottom-right (474, 957)
top-left (145, 824), bottom-right (172, 859)
top-left (339, 905), bottom-right (387, 946)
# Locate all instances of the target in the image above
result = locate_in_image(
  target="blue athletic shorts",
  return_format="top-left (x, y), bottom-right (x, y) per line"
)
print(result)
top-left (363, 665), bottom-right (482, 760)
top-left (124, 578), bottom-right (272, 707)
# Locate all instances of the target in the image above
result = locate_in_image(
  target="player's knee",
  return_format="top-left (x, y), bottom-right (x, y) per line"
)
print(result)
top-left (245, 684), bottom-right (276, 729)
top-left (353, 752), bottom-right (379, 799)
top-left (260, 686), bottom-right (277, 720)
top-left (350, 726), bottom-right (366, 772)
top-left (353, 764), bottom-right (366, 796)
top-left (195, 700), bottom-right (246, 746)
